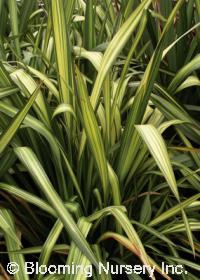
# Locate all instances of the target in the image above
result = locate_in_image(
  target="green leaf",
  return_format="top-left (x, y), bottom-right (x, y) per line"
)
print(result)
top-left (149, 193), bottom-right (200, 226)
top-left (76, 67), bottom-right (109, 199)
top-left (168, 54), bottom-right (200, 94)
top-left (0, 81), bottom-right (42, 154)
top-left (0, 208), bottom-right (21, 246)
top-left (90, 0), bottom-right (152, 109)
top-left (117, 0), bottom-right (184, 181)
top-left (14, 147), bottom-right (99, 268)
top-left (136, 124), bottom-right (179, 200)
top-left (8, 0), bottom-right (21, 58)
top-left (1, 209), bottom-right (29, 280)
top-left (52, 103), bottom-right (77, 121)
top-left (51, 0), bottom-right (73, 119)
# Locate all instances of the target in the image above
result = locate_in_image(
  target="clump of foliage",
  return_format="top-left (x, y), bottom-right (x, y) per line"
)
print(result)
top-left (0, 0), bottom-right (200, 279)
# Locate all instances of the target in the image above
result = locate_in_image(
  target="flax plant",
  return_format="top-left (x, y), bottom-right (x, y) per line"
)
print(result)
top-left (0, 1), bottom-right (200, 279)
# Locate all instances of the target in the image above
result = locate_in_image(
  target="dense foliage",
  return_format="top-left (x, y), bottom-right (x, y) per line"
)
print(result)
top-left (0, 0), bottom-right (200, 279)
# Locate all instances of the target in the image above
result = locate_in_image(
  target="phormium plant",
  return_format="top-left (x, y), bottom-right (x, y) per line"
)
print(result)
top-left (0, 0), bottom-right (200, 279)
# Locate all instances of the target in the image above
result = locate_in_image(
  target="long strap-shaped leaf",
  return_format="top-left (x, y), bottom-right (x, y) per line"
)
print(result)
top-left (136, 124), bottom-right (195, 253)
top-left (98, 232), bottom-right (171, 280)
top-left (168, 54), bottom-right (200, 94)
top-left (38, 219), bottom-right (63, 280)
top-left (0, 182), bottom-right (56, 216)
top-left (90, 0), bottom-right (152, 109)
top-left (89, 206), bottom-right (154, 279)
top-left (76, 67), bottom-right (109, 199)
top-left (51, 0), bottom-right (73, 128)
top-left (65, 218), bottom-right (92, 280)
top-left (149, 193), bottom-right (200, 227)
top-left (111, 12), bottom-right (148, 123)
top-left (8, 0), bottom-right (21, 58)
top-left (135, 124), bottom-right (179, 200)
top-left (0, 208), bottom-right (21, 245)
top-left (0, 81), bottom-right (42, 154)
top-left (77, 1), bottom-right (151, 160)
top-left (14, 147), bottom-right (99, 268)
top-left (10, 69), bottom-right (50, 127)
top-left (117, 0), bottom-right (184, 181)
top-left (1, 209), bottom-right (29, 280)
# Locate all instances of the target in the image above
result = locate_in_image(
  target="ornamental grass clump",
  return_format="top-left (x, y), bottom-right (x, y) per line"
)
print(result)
top-left (0, 0), bottom-right (200, 279)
